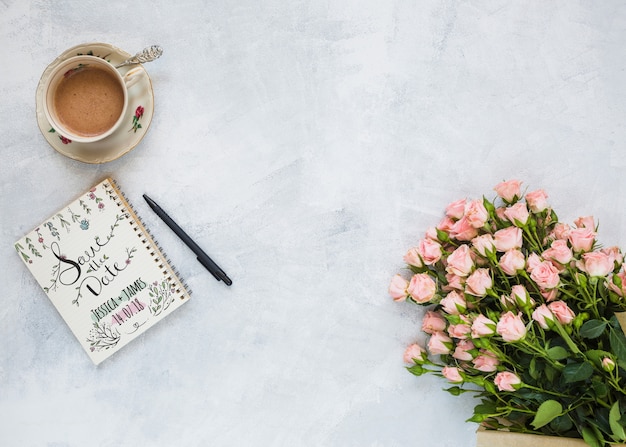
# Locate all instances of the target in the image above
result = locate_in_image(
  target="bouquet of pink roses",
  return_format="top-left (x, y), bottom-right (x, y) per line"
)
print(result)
top-left (390, 180), bottom-right (626, 447)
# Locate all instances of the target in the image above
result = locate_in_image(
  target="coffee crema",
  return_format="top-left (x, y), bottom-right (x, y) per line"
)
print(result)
top-left (53, 65), bottom-right (125, 137)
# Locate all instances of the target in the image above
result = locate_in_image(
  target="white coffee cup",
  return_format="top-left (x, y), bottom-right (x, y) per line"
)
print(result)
top-left (43, 55), bottom-right (143, 144)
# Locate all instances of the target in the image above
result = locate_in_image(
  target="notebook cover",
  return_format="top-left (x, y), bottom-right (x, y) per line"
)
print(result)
top-left (14, 178), bottom-right (191, 364)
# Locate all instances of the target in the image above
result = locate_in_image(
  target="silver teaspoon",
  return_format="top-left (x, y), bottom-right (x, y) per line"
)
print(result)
top-left (115, 45), bottom-right (163, 68)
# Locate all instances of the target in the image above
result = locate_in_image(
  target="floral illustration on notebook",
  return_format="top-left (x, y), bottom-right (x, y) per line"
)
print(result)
top-left (15, 178), bottom-right (191, 365)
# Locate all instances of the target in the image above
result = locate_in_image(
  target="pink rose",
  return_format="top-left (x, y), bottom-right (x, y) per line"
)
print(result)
top-left (437, 216), bottom-right (456, 233)
top-left (542, 239), bottom-right (573, 266)
top-left (450, 216), bottom-right (478, 241)
top-left (510, 284), bottom-right (534, 308)
top-left (428, 331), bottom-right (453, 355)
top-left (442, 366), bottom-right (463, 383)
top-left (548, 301), bottom-right (575, 325)
top-left (472, 234), bottom-right (496, 257)
top-left (525, 189), bottom-right (549, 212)
top-left (541, 288), bottom-right (559, 302)
top-left (440, 290), bottom-right (467, 315)
top-left (465, 268), bottom-right (493, 297)
top-left (417, 238), bottom-right (442, 265)
top-left (448, 321), bottom-right (471, 339)
top-left (453, 339), bottom-right (476, 361)
top-left (473, 349), bottom-right (499, 372)
top-left (577, 251), bottom-right (614, 277)
top-left (445, 199), bottom-right (466, 220)
top-left (446, 244), bottom-right (474, 277)
top-left (494, 180), bottom-right (522, 202)
top-left (421, 311), bottom-right (447, 334)
top-left (403, 247), bottom-right (423, 268)
top-left (464, 200), bottom-right (489, 228)
top-left (532, 304), bottom-right (554, 329)
top-left (443, 273), bottom-right (465, 292)
top-left (601, 246), bottom-right (623, 268)
top-left (407, 273), bottom-right (437, 303)
top-left (551, 223), bottom-right (571, 241)
top-left (526, 253), bottom-right (542, 272)
top-left (425, 226), bottom-right (439, 240)
top-left (503, 203), bottom-right (529, 227)
top-left (496, 311), bottom-right (527, 342)
top-left (403, 343), bottom-right (426, 364)
top-left (494, 371), bottom-right (521, 392)
top-left (494, 227), bottom-right (523, 252)
top-left (389, 274), bottom-right (409, 302)
top-left (499, 249), bottom-right (525, 275)
top-left (569, 227), bottom-right (596, 253)
top-left (574, 216), bottom-right (595, 230)
top-left (471, 314), bottom-right (497, 338)
top-left (530, 261), bottom-right (560, 289)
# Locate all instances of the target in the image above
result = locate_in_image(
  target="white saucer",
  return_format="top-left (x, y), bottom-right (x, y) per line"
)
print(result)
top-left (35, 43), bottom-right (155, 164)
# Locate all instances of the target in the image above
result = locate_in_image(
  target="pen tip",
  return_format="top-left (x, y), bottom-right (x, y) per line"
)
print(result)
top-left (143, 194), bottom-right (155, 206)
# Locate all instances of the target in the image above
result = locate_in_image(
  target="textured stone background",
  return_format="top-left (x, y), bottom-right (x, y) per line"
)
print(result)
top-left (1, 1), bottom-right (626, 445)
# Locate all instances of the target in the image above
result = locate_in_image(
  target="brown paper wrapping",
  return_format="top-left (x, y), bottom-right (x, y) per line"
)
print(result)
top-left (476, 429), bottom-right (624, 446)
top-left (476, 428), bottom-right (592, 447)
top-left (475, 313), bottom-right (626, 446)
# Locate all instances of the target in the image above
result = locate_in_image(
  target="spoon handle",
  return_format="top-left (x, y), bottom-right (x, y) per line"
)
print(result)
top-left (115, 45), bottom-right (163, 68)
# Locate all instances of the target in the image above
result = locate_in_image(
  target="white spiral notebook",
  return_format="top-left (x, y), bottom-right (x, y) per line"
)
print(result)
top-left (14, 178), bottom-right (191, 364)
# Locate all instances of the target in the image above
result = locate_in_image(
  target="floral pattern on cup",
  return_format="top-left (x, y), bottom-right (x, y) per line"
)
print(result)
top-left (130, 105), bottom-right (144, 133)
top-left (48, 104), bottom-right (145, 143)
top-left (63, 63), bottom-right (88, 78)
top-left (48, 127), bottom-right (72, 144)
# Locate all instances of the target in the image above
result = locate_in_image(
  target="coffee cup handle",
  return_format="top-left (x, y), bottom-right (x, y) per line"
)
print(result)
top-left (123, 67), bottom-right (145, 90)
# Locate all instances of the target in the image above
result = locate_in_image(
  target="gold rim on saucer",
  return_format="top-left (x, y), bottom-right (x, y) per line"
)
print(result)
top-left (35, 42), bottom-right (155, 164)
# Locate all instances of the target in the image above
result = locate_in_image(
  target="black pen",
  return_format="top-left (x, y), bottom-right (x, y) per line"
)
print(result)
top-left (143, 194), bottom-right (232, 286)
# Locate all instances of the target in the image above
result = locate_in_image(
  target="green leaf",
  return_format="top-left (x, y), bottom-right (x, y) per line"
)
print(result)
top-left (544, 364), bottom-right (557, 383)
top-left (591, 380), bottom-right (608, 399)
top-left (580, 320), bottom-right (608, 339)
top-left (483, 196), bottom-right (496, 214)
top-left (474, 401), bottom-right (498, 415)
top-left (609, 325), bottom-right (626, 362)
top-left (582, 426), bottom-right (603, 447)
top-left (562, 361), bottom-right (593, 383)
top-left (467, 403), bottom-right (498, 422)
top-left (529, 357), bottom-right (540, 380)
top-left (546, 346), bottom-right (569, 360)
top-left (531, 400), bottom-right (563, 429)
top-left (610, 402), bottom-right (626, 441)
top-left (550, 414), bottom-right (573, 433)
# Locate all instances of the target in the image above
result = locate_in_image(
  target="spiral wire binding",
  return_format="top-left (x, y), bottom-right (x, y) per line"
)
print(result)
top-left (107, 179), bottom-right (192, 299)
